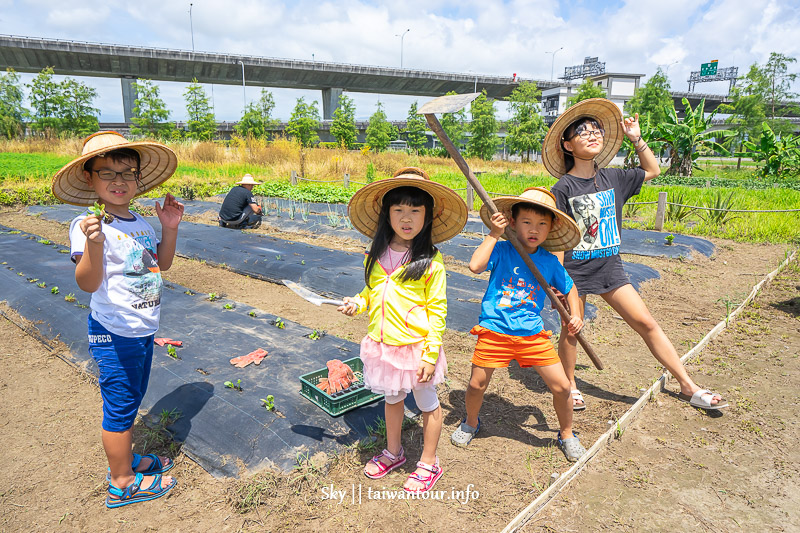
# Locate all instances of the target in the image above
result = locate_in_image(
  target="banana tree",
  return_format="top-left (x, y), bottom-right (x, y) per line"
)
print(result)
top-left (656, 98), bottom-right (732, 177)
top-left (741, 122), bottom-right (800, 178)
top-left (622, 113), bottom-right (664, 169)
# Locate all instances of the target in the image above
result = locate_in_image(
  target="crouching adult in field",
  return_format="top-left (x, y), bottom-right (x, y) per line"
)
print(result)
top-left (218, 174), bottom-right (263, 229)
top-left (53, 131), bottom-right (183, 508)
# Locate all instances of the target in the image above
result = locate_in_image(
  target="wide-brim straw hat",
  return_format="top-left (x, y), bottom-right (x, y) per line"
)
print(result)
top-left (348, 167), bottom-right (468, 244)
top-left (479, 187), bottom-right (580, 252)
top-left (236, 174), bottom-right (260, 185)
top-left (542, 98), bottom-right (623, 178)
top-left (52, 131), bottom-right (178, 206)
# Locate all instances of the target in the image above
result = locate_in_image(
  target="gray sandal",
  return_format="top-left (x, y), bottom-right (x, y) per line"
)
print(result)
top-left (557, 431), bottom-right (586, 462)
top-left (450, 418), bottom-right (480, 447)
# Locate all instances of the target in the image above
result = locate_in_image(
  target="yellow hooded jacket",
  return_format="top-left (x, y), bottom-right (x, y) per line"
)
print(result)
top-left (351, 251), bottom-right (447, 365)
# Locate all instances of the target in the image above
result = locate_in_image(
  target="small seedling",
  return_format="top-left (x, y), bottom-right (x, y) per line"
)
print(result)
top-left (88, 201), bottom-right (115, 224)
top-left (58, 249), bottom-right (69, 254)
top-left (37, 239), bottom-right (51, 245)
top-left (261, 395), bottom-right (275, 411)
top-left (248, 311), bottom-right (257, 317)
top-left (273, 317), bottom-right (285, 329)
top-left (224, 379), bottom-right (243, 392)
top-left (28, 278), bottom-right (38, 283)
top-left (208, 292), bottom-right (220, 301)
top-left (17, 271), bottom-right (23, 276)
top-left (64, 293), bottom-right (77, 303)
top-left (184, 289), bottom-right (195, 295)
top-left (223, 303), bottom-right (234, 310)
top-left (77, 303), bottom-right (88, 309)
top-left (167, 345), bottom-right (178, 359)
top-left (37, 281), bottom-right (46, 288)
top-left (664, 234), bottom-right (675, 245)
top-left (51, 286), bottom-right (59, 295)
top-left (308, 329), bottom-right (322, 341)
top-left (275, 255), bottom-right (282, 261)
top-left (301, 260), bottom-right (306, 265)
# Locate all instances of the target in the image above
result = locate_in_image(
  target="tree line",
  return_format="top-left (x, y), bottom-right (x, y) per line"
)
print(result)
top-left (0, 52), bottom-right (796, 176)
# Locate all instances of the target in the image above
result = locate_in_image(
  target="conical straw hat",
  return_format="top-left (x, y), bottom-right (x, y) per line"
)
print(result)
top-left (52, 131), bottom-right (178, 206)
top-left (479, 187), bottom-right (580, 252)
top-left (541, 98), bottom-right (623, 178)
top-left (348, 167), bottom-right (468, 244)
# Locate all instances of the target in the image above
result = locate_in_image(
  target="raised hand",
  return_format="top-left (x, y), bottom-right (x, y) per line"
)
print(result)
top-left (80, 214), bottom-right (105, 244)
top-left (155, 193), bottom-right (185, 230)
top-left (489, 211), bottom-right (509, 237)
top-left (621, 113), bottom-right (642, 141)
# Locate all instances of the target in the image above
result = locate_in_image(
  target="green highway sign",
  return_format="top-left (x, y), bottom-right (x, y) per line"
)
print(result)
top-left (701, 61), bottom-right (719, 76)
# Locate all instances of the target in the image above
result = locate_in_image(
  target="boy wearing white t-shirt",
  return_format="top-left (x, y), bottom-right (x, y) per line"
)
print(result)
top-left (53, 131), bottom-right (183, 508)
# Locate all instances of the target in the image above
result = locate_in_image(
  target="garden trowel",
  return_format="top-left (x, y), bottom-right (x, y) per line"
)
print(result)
top-left (282, 280), bottom-right (344, 307)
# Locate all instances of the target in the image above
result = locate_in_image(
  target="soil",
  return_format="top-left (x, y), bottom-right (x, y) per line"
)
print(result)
top-left (0, 206), bottom-right (796, 532)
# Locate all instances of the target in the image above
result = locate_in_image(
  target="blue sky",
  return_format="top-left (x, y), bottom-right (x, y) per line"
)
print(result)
top-left (2, 0), bottom-right (798, 123)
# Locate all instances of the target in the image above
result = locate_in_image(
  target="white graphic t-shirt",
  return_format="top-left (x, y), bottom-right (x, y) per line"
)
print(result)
top-left (70, 211), bottom-right (162, 337)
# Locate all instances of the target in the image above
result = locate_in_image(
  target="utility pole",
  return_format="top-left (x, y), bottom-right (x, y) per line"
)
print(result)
top-left (547, 47), bottom-right (563, 82)
top-left (396, 28), bottom-right (410, 68)
top-left (238, 60), bottom-right (246, 113)
top-left (189, 3), bottom-right (195, 51)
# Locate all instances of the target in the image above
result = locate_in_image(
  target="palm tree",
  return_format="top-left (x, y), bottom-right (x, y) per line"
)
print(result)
top-left (656, 98), bottom-right (732, 177)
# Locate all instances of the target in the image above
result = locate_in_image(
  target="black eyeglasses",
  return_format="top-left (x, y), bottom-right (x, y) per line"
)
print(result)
top-left (92, 169), bottom-right (140, 181)
top-left (573, 128), bottom-right (604, 140)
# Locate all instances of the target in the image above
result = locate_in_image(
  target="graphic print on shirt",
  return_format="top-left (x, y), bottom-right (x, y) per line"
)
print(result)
top-left (496, 276), bottom-right (539, 310)
top-left (120, 232), bottom-right (162, 307)
top-left (569, 189), bottom-right (621, 260)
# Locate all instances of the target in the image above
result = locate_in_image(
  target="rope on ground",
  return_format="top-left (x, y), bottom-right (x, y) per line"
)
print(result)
top-left (665, 202), bottom-right (800, 213)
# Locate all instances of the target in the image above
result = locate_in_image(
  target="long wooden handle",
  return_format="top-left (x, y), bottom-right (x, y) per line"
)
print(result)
top-left (425, 113), bottom-right (603, 370)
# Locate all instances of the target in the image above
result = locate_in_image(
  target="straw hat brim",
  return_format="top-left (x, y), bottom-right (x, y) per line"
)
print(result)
top-left (479, 196), bottom-right (581, 252)
top-left (52, 141), bottom-right (178, 206)
top-left (348, 177), bottom-right (468, 244)
top-left (542, 98), bottom-right (623, 178)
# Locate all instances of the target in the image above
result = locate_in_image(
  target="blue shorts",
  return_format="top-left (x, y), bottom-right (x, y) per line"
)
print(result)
top-left (88, 315), bottom-right (154, 432)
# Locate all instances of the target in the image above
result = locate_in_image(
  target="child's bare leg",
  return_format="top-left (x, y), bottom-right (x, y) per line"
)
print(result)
top-left (465, 365), bottom-right (495, 428)
top-left (557, 295), bottom-right (586, 407)
top-left (602, 284), bottom-right (723, 405)
top-left (364, 399), bottom-right (405, 476)
top-left (405, 388), bottom-right (443, 491)
top-left (534, 363), bottom-right (574, 438)
top-left (103, 428), bottom-right (174, 488)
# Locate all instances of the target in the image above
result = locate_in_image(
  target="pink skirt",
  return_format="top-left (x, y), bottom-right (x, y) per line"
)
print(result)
top-left (360, 336), bottom-right (447, 396)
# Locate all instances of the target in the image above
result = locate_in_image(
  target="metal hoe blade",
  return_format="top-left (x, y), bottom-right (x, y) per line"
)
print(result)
top-left (418, 92), bottom-right (481, 115)
top-left (282, 279), bottom-right (344, 307)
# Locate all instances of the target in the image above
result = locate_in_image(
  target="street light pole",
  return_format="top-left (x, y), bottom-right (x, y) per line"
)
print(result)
top-left (189, 3), bottom-right (194, 51)
top-left (396, 28), bottom-right (410, 68)
top-left (238, 60), bottom-right (246, 113)
top-left (547, 47), bottom-right (563, 82)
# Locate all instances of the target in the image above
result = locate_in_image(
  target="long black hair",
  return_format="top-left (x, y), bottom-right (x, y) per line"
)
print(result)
top-left (560, 117), bottom-right (602, 174)
top-left (364, 185), bottom-right (437, 288)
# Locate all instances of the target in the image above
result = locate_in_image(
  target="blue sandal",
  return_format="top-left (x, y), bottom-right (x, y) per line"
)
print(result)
top-left (106, 472), bottom-right (177, 508)
top-left (106, 453), bottom-right (174, 481)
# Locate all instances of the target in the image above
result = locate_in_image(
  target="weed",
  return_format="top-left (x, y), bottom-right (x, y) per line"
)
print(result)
top-left (614, 418), bottom-right (625, 439)
top-left (223, 303), bottom-right (234, 310)
top-left (224, 379), bottom-right (243, 392)
top-left (739, 420), bottom-right (763, 436)
top-left (229, 472), bottom-right (280, 512)
top-left (701, 190), bottom-right (739, 225)
top-left (261, 395), bottom-right (275, 411)
top-left (716, 295), bottom-right (738, 325)
top-left (289, 451), bottom-right (322, 493)
top-left (50, 286), bottom-right (59, 295)
top-left (64, 293), bottom-right (77, 303)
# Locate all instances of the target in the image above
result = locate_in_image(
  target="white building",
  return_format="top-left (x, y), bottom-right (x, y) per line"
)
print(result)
top-left (541, 72), bottom-right (644, 125)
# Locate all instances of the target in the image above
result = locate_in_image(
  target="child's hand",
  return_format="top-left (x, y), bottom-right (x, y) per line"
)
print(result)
top-left (337, 297), bottom-right (359, 316)
top-left (567, 315), bottom-right (584, 335)
top-left (156, 193), bottom-right (185, 230)
top-left (550, 287), bottom-right (570, 313)
top-left (621, 113), bottom-right (642, 142)
top-left (416, 360), bottom-right (436, 383)
top-left (80, 214), bottom-right (105, 244)
top-left (489, 211), bottom-right (509, 237)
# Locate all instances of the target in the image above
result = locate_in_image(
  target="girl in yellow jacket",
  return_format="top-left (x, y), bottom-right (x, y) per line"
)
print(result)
top-left (340, 167), bottom-right (467, 494)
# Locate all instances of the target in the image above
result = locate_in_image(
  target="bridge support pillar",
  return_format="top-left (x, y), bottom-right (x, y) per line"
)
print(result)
top-left (121, 76), bottom-right (139, 124)
top-left (321, 88), bottom-right (343, 120)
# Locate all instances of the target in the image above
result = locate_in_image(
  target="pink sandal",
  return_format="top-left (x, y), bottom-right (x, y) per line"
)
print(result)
top-left (364, 447), bottom-right (406, 479)
top-left (403, 457), bottom-right (443, 494)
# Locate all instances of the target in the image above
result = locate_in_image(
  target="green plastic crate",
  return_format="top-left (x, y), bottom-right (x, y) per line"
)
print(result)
top-left (299, 357), bottom-right (383, 416)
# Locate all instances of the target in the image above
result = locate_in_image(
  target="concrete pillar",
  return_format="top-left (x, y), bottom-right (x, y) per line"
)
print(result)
top-left (121, 76), bottom-right (139, 124)
top-left (321, 88), bottom-right (343, 120)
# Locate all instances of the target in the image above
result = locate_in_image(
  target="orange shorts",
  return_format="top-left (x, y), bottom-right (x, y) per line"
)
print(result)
top-left (470, 325), bottom-right (560, 368)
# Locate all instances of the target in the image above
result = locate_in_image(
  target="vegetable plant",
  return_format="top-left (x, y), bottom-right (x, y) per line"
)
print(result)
top-left (273, 317), bottom-right (285, 329)
top-left (167, 345), bottom-right (178, 359)
top-left (88, 201), bottom-right (115, 224)
top-left (64, 293), bottom-right (77, 303)
top-left (208, 292), bottom-right (220, 301)
top-left (261, 395), bottom-right (275, 411)
top-left (248, 311), bottom-right (257, 317)
top-left (37, 239), bottom-right (51, 245)
top-left (223, 303), bottom-right (234, 310)
top-left (665, 234), bottom-right (675, 245)
top-left (308, 329), bottom-right (322, 341)
top-left (184, 289), bottom-right (195, 295)
top-left (50, 286), bottom-right (59, 295)
top-left (224, 379), bottom-right (243, 392)
top-left (37, 281), bottom-right (46, 288)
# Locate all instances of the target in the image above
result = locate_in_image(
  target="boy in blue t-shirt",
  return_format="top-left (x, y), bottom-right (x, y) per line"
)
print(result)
top-left (450, 187), bottom-right (587, 462)
top-left (53, 131), bottom-right (183, 507)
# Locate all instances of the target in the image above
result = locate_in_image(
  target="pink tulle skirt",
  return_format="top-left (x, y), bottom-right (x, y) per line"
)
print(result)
top-left (360, 336), bottom-right (447, 396)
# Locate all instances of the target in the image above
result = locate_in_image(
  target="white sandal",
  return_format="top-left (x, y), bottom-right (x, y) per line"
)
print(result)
top-left (571, 390), bottom-right (586, 411)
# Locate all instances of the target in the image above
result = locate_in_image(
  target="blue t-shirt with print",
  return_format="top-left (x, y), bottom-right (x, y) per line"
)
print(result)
top-left (478, 240), bottom-right (574, 336)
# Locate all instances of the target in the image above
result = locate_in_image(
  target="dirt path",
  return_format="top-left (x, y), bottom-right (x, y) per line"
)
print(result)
top-left (525, 259), bottom-right (800, 532)
top-left (0, 207), bottom-right (795, 531)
